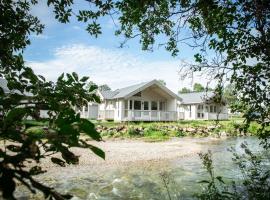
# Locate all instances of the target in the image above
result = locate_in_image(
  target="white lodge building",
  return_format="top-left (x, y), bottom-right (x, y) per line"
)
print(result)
top-left (178, 92), bottom-right (229, 120)
top-left (97, 80), bottom-right (180, 121)
top-left (80, 80), bottom-right (229, 121)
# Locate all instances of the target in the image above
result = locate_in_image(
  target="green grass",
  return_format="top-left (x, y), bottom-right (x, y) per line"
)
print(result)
top-left (93, 118), bottom-right (262, 142)
top-left (23, 117), bottom-right (259, 142)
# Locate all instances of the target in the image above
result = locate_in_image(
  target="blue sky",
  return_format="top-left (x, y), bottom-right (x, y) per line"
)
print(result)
top-left (25, 1), bottom-right (214, 93)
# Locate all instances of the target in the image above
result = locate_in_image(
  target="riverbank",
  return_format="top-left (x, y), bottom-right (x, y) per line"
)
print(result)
top-left (40, 137), bottom-right (228, 171)
top-left (94, 118), bottom-right (259, 141)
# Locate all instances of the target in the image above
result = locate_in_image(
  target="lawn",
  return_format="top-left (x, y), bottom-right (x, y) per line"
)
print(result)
top-left (92, 117), bottom-right (261, 141)
top-left (23, 117), bottom-right (260, 142)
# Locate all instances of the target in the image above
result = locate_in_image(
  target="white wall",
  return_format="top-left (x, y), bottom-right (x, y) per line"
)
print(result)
top-left (114, 99), bottom-right (125, 121)
top-left (179, 103), bottom-right (229, 120)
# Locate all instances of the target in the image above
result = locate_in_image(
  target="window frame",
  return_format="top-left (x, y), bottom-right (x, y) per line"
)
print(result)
top-left (134, 100), bottom-right (142, 110)
top-left (151, 101), bottom-right (158, 110)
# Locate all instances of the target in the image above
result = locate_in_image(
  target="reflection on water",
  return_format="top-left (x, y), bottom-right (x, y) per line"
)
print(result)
top-left (16, 137), bottom-right (261, 200)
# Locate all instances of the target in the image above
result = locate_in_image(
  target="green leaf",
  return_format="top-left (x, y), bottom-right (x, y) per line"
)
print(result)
top-left (51, 157), bottom-right (66, 167)
top-left (4, 107), bottom-right (29, 128)
top-left (6, 145), bottom-right (21, 152)
top-left (29, 166), bottom-right (47, 175)
top-left (72, 72), bottom-right (78, 81)
top-left (79, 119), bottom-right (102, 141)
top-left (216, 176), bottom-right (225, 183)
top-left (198, 180), bottom-right (210, 184)
top-left (80, 76), bottom-right (89, 82)
top-left (88, 144), bottom-right (105, 160)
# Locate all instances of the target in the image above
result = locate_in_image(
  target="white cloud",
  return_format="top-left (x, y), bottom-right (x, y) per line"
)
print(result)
top-left (32, 34), bottom-right (50, 39)
top-left (30, 1), bottom-right (56, 27)
top-left (72, 25), bottom-right (82, 30)
top-left (28, 44), bottom-right (215, 93)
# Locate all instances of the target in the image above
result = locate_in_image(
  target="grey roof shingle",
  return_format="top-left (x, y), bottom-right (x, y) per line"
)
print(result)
top-left (178, 91), bottom-right (215, 104)
top-left (99, 82), bottom-right (148, 99)
top-left (112, 82), bottom-right (147, 99)
top-left (99, 90), bottom-right (119, 99)
top-left (99, 80), bottom-right (179, 100)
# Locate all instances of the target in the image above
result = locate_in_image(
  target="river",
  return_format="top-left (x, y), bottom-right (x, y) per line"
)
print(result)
top-left (16, 137), bottom-right (262, 200)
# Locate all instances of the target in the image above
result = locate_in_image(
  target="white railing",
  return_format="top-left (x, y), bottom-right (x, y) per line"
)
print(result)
top-left (178, 112), bottom-right (184, 120)
top-left (98, 110), bottom-right (114, 119)
top-left (124, 110), bottom-right (177, 121)
top-left (207, 113), bottom-right (228, 120)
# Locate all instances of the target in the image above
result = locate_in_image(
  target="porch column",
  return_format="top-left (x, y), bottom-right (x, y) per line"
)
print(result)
top-left (149, 101), bottom-right (151, 121)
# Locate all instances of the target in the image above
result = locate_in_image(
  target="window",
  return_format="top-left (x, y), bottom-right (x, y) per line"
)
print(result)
top-left (151, 101), bottom-right (158, 110)
top-left (84, 105), bottom-right (88, 112)
top-left (198, 105), bottom-right (203, 110)
top-left (197, 112), bottom-right (204, 118)
top-left (159, 102), bottom-right (165, 111)
top-left (189, 105), bottom-right (192, 117)
top-left (134, 100), bottom-right (141, 110)
top-left (129, 100), bottom-right (133, 110)
top-left (210, 105), bottom-right (217, 113)
top-left (133, 92), bottom-right (141, 97)
top-left (124, 100), bottom-right (128, 109)
top-left (143, 101), bottom-right (149, 110)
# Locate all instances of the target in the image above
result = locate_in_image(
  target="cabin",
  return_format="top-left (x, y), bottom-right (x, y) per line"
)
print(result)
top-left (80, 80), bottom-right (229, 121)
top-left (95, 80), bottom-right (181, 121)
top-left (178, 91), bottom-right (229, 120)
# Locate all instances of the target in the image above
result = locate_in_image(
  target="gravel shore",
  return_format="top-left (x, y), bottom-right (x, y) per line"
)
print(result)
top-left (40, 137), bottom-right (212, 171)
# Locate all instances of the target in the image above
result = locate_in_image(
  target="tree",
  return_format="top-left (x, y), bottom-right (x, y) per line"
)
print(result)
top-left (0, 1), bottom-right (105, 199)
top-left (223, 84), bottom-right (237, 105)
top-left (178, 87), bottom-right (192, 94)
top-left (84, 0), bottom-right (269, 136)
top-left (64, 0), bottom-right (269, 198)
top-left (2, 0), bottom-right (270, 199)
top-left (193, 83), bottom-right (205, 92)
top-left (158, 79), bottom-right (166, 86)
top-left (99, 84), bottom-right (111, 91)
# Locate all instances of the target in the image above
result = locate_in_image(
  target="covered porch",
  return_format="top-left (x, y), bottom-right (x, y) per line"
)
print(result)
top-left (121, 84), bottom-right (178, 121)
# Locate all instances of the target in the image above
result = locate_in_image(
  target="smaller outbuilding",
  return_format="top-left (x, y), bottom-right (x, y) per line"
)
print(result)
top-left (178, 91), bottom-right (228, 120)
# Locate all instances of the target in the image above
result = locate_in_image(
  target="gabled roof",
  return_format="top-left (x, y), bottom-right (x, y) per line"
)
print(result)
top-left (99, 80), bottom-right (180, 100)
top-left (178, 91), bottom-right (215, 104)
top-left (0, 78), bottom-right (33, 96)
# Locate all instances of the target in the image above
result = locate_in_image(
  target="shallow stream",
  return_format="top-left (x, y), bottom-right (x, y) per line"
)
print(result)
top-left (17, 137), bottom-right (262, 200)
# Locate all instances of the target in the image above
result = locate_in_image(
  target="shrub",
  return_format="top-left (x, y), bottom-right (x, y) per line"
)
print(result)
top-left (127, 126), bottom-right (140, 136)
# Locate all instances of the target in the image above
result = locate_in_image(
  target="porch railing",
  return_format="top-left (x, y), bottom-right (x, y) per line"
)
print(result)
top-left (207, 113), bottom-right (228, 120)
top-left (98, 110), bottom-right (114, 119)
top-left (124, 110), bottom-right (177, 121)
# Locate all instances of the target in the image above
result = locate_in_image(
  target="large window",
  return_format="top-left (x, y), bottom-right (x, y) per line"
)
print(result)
top-left (129, 100), bottom-right (133, 110)
top-left (143, 101), bottom-right (149, 110)
top-left (159, 102), bottom-right (165, 111)
top-left (210, 105), bottom-right (217, 113)
top-left (198, 105), bottom-right (203, 110)
top-left (197, 113), bottom-right (204, 118)
top-left (134, 100), bottom-right (141, 110)
top-left (151, 101), bottom-right (158, 110)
